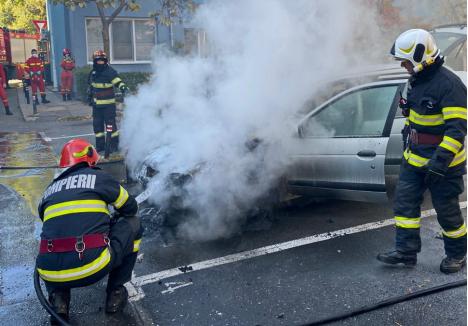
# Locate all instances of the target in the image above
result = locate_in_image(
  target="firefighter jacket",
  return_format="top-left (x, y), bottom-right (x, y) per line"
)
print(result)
top-left (88, 65), bottom-right (126, 108)
top-left (61, 57), bottom-right (75, 71)
top-left (25, 56), bottom-right (44, 77)
top-left (403, 57), bottom-right (467, 176)
top-left (36, 162), bottom-right (138, 283)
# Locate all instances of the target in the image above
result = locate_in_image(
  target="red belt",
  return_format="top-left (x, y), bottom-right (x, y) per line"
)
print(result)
top-left (39, 233), bottom-right (109, 258)
top-left (410, 129), bottom-right (443, 145)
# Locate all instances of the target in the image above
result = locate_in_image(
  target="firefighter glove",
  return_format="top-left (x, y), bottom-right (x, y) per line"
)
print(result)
top-left (119, 84), bottom-right (129, 96)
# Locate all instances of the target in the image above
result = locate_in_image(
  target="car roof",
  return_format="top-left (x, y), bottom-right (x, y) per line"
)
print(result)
top-left (324, 63), bottom-right (409, 85)
top-left (430, 24), bottom-right (467, 35)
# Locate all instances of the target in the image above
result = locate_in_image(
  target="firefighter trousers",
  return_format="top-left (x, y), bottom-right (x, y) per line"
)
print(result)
top-left (30, 74), bottom-right (45, 97)
top-left (92, 105), bottom-right (119, 153)
top-left (0, 85), bottom-right (8, 107)
top-left (45, 216), bottom-right (143, 295)
top-left (61, 71), bottom-right (73, 96)
top-left (394, 164), bottom-right (466, 258)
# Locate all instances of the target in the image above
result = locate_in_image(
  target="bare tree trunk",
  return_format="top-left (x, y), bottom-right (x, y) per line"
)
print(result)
top-left (95, 0), bottom-right (127, 63)
top-left (102, 20), bottom-right (111, 62)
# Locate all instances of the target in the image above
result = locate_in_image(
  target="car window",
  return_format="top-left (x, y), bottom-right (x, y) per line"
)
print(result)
top-left (445, 40), bottom-right (467, 71)
top-left (431, 32), bottom-right (465, 53)
top-left (302, 85), bottom-right (398, 138)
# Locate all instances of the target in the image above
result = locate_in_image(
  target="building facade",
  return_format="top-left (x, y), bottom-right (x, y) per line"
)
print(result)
top-left (46, 1), bottom-right (205, 90)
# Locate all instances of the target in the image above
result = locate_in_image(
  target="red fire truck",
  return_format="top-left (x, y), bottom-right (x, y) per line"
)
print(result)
top-left (0, 27), bottom-right (42, 81)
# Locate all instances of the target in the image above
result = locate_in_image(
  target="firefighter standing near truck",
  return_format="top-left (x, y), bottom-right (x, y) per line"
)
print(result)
top-left (377, 29), bottom-right (467, 273)
top-left (88, 50), bottom-right (128, 154)
top-left (0, 62), bottom-right (12, 115)
top-left (36, 138), bottom-right (143, 325)
top-left (25, 48), bottom-right (50, 105)
top-left (60, 48), bottom-right (75, 101)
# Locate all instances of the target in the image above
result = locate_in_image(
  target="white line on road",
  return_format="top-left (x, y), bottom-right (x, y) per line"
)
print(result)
top-left (128, 201), bottom-right (467, 301)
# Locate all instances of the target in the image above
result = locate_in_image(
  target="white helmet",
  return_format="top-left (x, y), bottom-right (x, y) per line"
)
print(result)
top-left (390, 29), bottom-right (440, 71)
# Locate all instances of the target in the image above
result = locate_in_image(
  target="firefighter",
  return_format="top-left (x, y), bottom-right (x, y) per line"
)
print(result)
top-left (88, 50), bottom-right (128, 154)
top-left (0, 62), bottom-right (12, 115)
top-left (25, 48), bottom-right (50, 105)
top-left (60, 48), bottom-right (75, 101)
top-left (377, 29), bottom-right (467, 273)
top-left (36, 138), bottom-right (143, 324)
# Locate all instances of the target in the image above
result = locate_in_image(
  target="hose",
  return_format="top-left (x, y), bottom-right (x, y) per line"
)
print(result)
top-left (0, 159), bottom-right (124, 170)
top-left (34, 267), bottom-right (72, 326)
top-left (302, 278), bottom-right (466, 326)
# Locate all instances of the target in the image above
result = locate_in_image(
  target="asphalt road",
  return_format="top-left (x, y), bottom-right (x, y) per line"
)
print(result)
top-left (0, 89), bottom-right (466, 326)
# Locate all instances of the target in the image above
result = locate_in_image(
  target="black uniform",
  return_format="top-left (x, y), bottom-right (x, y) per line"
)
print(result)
top-left (88, 65), bottom-right (126, 153)
top-left (394, 57), bottom-right (467, 258)
top-left (36, 162), bottom-right (142, 294)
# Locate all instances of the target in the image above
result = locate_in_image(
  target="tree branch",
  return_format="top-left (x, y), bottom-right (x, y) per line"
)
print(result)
top-left (108, 0), bottom-right (127, 23)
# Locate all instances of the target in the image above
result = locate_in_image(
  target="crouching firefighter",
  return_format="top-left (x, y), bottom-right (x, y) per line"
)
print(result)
top-left (377, 29), bottom-right (467, 273)
top-left (35, 138), bottom-right (143, 324)
top-left (87, 50), bottom-right (128, 154)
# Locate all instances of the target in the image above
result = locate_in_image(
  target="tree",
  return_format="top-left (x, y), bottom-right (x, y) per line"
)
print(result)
top-left (52, 0), bottom-right (195, 61)
top-left (0, 0), bottom-right (46, 33)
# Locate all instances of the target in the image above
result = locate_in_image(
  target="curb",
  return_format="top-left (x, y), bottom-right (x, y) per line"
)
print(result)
top-left (15, 88), bottom-right (38, 122)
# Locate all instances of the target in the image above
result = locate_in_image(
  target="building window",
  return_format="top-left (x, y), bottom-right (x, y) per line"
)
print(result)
top-left (183, 28), bottom-right (209, 57)
top-left (86, 18), bottom-right (156, 63)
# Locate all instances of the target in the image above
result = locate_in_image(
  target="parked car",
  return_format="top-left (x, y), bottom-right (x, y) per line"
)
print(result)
top-left (430, 24), bottom-right (466, 71)
top-left (287, 64), bottom-right (466, 203)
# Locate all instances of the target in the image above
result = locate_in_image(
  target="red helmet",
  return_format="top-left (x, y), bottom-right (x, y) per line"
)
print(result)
top-left (63, 48), bottom-right (71, 56)
top-left (59, 138), bottom-right (100, 168)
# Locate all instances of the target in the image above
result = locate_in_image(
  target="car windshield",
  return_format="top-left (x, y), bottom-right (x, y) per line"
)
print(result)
top-left (431, 32), bottom-right (465, 53)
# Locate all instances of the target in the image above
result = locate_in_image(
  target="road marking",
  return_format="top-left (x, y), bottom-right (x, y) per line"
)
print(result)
top-left (41, 133), bottom-right (94, 142)
top-left (161, 281), bottom-right (194, 294)
top-left (128, 201), bottom-right (467, 301)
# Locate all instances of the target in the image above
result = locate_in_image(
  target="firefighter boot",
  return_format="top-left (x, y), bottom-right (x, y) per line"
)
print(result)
top-left (105, 285), bottom-right (128, 313)
top-left (62, 94), bottom-right (67, 101)
top-left (49, 289), bottom-right (70, 325)
top-left (440, 256), bottom-right (466, 274)
top-left (4, 105), bottom-right (12, 115)
top-left (41, 94), bottom-right (51, 104)
top-left (34, 95), bottom-right (40, 105)
top-left (66, 93), bottom-right (72, 101)
top-left (376, 250), bottom-right (417, 267)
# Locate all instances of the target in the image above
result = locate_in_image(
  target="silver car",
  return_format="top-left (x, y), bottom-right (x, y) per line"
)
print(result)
top-left (430, 24), bottom-right (466, 71)
top-left (287, 64), bottom-right (466, 203)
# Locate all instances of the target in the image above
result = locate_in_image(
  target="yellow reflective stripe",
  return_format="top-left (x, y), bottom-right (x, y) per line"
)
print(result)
top-left (395, 216), bottom-right (421, 229)
top-left (403, 149), bottom-right (429, 167)
top-left (113, 186), bottom-right (129, 209)
top-left (91, 82), bottom-right (113, 88)
top-left (408, 110), bottom-right (444, 126)
top-left (44, 200), bottom-right (109, 222)
top-left (111, 131), bottom-right (119, 137)
top-left (95, 99), bottom-right (116, 105)
top-left (95, 132), bottom-right (105, 137)
top-left (442, 107), bottom-right (467, 120)
top-left (111, 77), bottom-right (122, 85)
top-left (404, 119), bottom-right (409, 126)
top-left (449, 148), bottom-right (466, 167)
top-left (72, 146), bottom-right (91, 158)
top-left (37, 248), bottom-right (111, 282)
top-left (443, 223), bottom-right (467, 239)
top-left (439, 136), bottom-right (463, 154)
top-left (133, 239), bottom-right (142, 252)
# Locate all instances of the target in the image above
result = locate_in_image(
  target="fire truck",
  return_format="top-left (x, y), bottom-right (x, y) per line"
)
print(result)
top-left (0, 27), bottom-right (48, 83)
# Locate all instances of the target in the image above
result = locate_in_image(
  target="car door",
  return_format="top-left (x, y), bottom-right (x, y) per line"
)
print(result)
top-left (287, 81), bottom-right (403, 202)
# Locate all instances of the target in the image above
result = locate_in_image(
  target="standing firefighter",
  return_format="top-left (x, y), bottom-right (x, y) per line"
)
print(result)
top-left (60, 48), bottom-right (75, 101)
top-left (36, 138), bottom-right (143, 324)
top-left (25, 49), bottom-right (50, 105)
top-left (0, 63), bottom-right (12, 115)
top-left (88, 50), bottom-right (128, 154)
top-left (377, 29), bottom-right (467, 273)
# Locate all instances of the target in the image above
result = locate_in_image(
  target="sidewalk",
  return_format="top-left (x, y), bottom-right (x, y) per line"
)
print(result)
top-left (16, 86), bottom-right (92, 122)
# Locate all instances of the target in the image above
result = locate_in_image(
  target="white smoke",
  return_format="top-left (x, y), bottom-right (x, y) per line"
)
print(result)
top-left (121, 0), bottom-right (386, 241)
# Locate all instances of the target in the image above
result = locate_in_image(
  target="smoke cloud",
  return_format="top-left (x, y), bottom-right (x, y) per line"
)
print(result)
top-left (121, 0), bottom-right (387, 241)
